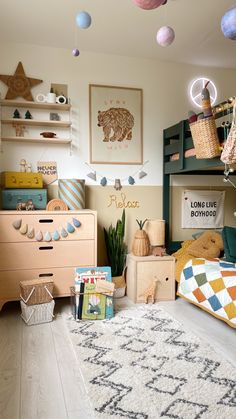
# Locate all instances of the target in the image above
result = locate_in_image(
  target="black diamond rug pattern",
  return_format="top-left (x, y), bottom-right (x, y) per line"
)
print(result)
top-left (66, 305), bottom-right (236, 419)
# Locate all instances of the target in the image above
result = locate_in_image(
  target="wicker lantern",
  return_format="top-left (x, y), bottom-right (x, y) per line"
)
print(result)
top-left (132, 219), bottom-right (150, 257)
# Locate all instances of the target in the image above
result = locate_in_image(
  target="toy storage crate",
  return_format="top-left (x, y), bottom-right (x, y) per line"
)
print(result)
top-left (1, 171), bottom-right (43, 189)
top-left (20, 278), bottom-right (54, 305)
top-left (1, 188), bottom-right (47, 210)
top-left (20, 300), bottom-right (55, 325)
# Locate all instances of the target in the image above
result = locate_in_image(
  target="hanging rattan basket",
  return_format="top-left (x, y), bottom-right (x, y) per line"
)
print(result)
top-left (190, 116), bottom-right (221, 159)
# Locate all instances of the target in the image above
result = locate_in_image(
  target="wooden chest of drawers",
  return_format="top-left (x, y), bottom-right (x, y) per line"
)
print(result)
top-left (0, 210), bottom-right (97, 310)
top-left (126, 253), bottom-right (175, 303)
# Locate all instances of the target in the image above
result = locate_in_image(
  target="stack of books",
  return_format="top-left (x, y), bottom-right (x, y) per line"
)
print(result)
top-left (71, 266), bottom-right (114, 321)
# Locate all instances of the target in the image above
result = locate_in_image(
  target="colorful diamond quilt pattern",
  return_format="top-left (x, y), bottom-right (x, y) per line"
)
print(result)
top-left (178, 258), bottom-right (236, 327)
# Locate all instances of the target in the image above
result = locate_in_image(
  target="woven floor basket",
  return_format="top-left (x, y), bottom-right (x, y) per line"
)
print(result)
top-left (20, 279), bottom-right (54, 305)
top-left (190, 116), bottom-right (221, 159)
top-left (20, 300), bottom-right (55, 325)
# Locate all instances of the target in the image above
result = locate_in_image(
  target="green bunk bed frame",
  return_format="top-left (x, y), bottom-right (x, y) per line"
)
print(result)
top-left (163, 112), bottom-right (235, 254)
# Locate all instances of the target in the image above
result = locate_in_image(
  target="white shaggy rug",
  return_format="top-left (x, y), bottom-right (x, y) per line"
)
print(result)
top-left (66, 305), bottom-right (236, 419)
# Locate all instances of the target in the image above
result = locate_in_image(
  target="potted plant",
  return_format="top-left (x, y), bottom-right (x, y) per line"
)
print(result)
top-left (104, 209), bottom-right (128, 297)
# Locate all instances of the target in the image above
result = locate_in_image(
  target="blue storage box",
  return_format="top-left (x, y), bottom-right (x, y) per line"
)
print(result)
top-left (1, 189), bottom-right (47, 210)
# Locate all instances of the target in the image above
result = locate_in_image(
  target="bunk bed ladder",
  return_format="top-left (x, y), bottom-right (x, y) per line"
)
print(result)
top-left (163, 121), bottom-right (185, 253)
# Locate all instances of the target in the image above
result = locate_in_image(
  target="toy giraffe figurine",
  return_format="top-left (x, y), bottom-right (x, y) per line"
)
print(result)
top-left (140, 278), bottom-right (158, 304)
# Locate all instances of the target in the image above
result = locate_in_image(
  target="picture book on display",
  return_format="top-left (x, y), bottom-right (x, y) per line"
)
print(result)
top-left (74, 266), bottom-right (114, 320)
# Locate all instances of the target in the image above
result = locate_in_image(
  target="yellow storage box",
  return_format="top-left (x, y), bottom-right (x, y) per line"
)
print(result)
top-left (1, 172), bottom-right (43, 189)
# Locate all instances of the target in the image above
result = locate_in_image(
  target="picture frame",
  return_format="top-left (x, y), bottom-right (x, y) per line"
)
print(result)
top-left (89, 84), bottom-right (143, 164)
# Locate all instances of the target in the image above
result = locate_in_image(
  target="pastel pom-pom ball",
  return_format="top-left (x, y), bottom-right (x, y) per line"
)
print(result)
top-left (221, 6), bottom-right (236, 40)
top-left (72, 48), bottom-right (80, 57)
top-left (133, 0), bottom-right (164, 10)
top-left (76, 11), bottom-right (92, 29)
top-left (156, 26), bottom-right (175, 47)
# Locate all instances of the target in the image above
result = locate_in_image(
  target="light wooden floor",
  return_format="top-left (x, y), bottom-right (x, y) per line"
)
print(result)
top-left (0, 296), bottom-right (236, 419)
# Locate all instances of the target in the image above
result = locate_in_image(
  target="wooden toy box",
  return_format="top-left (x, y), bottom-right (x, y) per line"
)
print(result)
top-left (20, 278), bottom-right (54, 305)
top-left (1, 188), bottom-right (47, 210)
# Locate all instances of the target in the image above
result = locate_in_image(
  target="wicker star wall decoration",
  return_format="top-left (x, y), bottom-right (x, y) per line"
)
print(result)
top-left (0, 61), bottom-right (43, 101)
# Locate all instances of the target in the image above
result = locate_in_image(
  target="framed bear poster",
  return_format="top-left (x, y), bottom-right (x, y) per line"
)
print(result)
top-left (89, 84), bottom-right (143, 164)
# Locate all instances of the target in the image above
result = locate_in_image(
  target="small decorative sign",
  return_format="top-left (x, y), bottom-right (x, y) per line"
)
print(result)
top-left (182, 190), bottom-right (225, 229)
top-left (37, 161), bottom-right (58, 185)
top-left (107, 192), bottom-right (140, 209)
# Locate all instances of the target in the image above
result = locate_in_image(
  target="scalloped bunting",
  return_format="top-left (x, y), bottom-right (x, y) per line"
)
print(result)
top-left (19, 224), bottom-right (28, 235)
top-left (67, 222), bottom-right (75, 233)
top-left (12, 219), bottom-right (22, 230)
top-left (73, 218), bottom-right (81, 228)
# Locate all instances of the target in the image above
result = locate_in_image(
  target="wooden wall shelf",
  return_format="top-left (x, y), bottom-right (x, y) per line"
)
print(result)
top-left (0, 99), bottom-right (71, 111)
top-left (2, 119), bottom-right (71, 128)
top-left (1, 136), bottom-right (71, 144)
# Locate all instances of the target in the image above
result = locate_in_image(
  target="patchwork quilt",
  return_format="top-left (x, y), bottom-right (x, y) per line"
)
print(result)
top-left (178, 258), bottom-right (236, 328)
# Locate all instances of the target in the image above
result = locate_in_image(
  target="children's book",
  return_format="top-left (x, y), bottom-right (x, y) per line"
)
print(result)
top-left (82, 282), bottom-right (106, 320)
top-left (74, 267), bottom-right (114, 320)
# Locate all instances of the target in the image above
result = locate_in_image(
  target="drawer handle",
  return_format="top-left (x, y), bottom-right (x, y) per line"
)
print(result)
top-left (39, 273), bottom-right (54, 277)
top-left (165, 277), bottom-right (169, 281)
top-left (39, 219), bottom-right (53, 223)
top-left (39, 246), bottom-right (53, 250)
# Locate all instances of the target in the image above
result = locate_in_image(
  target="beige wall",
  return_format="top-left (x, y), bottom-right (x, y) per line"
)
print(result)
top-left (48, 185), bottom-right (162, 264)
top-left (48, 184), bottom-right (236, 264)
top-left (1, 41), bottom-right (236, 187)
top-left (0, 42), bottom-right (236, 262)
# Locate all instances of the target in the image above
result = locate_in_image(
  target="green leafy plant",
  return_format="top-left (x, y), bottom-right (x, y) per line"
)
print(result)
top-left (104, 209), bottom-right (128, 277)
top-left (136, 218), bottom-right (147, 230)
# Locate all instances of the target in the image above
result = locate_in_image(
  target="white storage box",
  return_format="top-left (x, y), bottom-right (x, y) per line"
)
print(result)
top-left (20, 300), bottom-right (55, 325)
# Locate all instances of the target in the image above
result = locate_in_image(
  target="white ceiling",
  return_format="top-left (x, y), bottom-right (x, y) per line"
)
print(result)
top-left (1, 0), bottom-right (236, 69)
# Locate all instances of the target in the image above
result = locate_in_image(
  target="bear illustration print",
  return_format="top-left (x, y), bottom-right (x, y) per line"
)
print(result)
top-left (97, 107), bottom-right (134, 142)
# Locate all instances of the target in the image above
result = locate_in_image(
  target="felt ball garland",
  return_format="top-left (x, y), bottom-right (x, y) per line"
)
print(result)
top-left (12, 217), bottom-right (82, 241)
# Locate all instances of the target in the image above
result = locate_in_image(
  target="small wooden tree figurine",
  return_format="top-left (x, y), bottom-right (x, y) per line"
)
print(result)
top-left (25, 110), bottom-right (32, 119)
top-left (132, 219), bottom-right (150, 257)
top-left (13, 109), bottom-right (20, 118)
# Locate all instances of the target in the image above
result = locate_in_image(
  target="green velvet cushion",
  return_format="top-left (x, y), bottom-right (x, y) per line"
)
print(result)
top-left (222, 226), bottom-right (236, 263)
